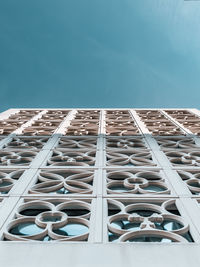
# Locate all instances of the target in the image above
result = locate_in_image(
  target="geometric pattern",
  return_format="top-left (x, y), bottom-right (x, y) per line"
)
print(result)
top-left (0, 108), bottom-right (200, 243)
top-left (4, 198), bottom-right (92, 241)
top-left (107, 198), bottom-right (192, 243)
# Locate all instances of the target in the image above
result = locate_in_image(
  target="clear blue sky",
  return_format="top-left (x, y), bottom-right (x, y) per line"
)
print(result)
top-left (0, 0), bottom-right (200, 111)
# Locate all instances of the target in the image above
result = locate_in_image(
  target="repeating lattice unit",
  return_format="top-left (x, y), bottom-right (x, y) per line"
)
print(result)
top-left (0, 150), bottom-right (38, 166)
top-left (21, 110), bottom-right (70, 136)
top-left (3, 137), bottom-right (49, 150)
top-left (104, 169), bottom-right (171, 195)
top-left (65, 110), bottom-right (100, 136)
top-left (105, 110), bottom-right (140, 136)
top-left (165, 110), bottom-right (200, 135)
top-left (106, 149), bottom-right (157, 167)
top-left (0, 110), bottom-right (41, 135)
top-left (42, 110), bottom-right (70, 120)
top-left (163, 150), bottom-right (200, 167)
top-left (27, 169), bottom-right (95, 195)
top-left (56, 137), bottom-right (97, 150)
top-left (106, 198), bottom-right (193, 243)
top-left (47, 149), bottom-right (97, 166)
top-left (136, 110), bottom-right (184, 135)
top-left (155, 136), bottom-right (200, 150)
top-left (106, 137), bottom-right (147, 150)
top-left (4, 198), bottom-right (92, 242)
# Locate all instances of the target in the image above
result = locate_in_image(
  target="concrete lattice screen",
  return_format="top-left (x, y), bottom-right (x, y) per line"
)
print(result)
top-left (0, 109), bottom-right (200, 254)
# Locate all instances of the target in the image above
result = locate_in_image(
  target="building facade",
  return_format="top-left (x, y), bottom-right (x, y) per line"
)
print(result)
top-left (0, 108), bottom-right (200, 266)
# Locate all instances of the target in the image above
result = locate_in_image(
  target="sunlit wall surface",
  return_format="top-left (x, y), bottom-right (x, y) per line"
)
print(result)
top-left (0, 108), bottom-right (200, 266)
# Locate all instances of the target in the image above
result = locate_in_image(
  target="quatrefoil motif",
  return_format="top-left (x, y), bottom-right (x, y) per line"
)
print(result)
top-left (4, 199), bottom-right (91, 242)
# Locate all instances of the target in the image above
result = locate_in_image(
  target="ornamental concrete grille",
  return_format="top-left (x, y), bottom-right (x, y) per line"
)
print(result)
top-left (1, 109), bottom-right (200, 265)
